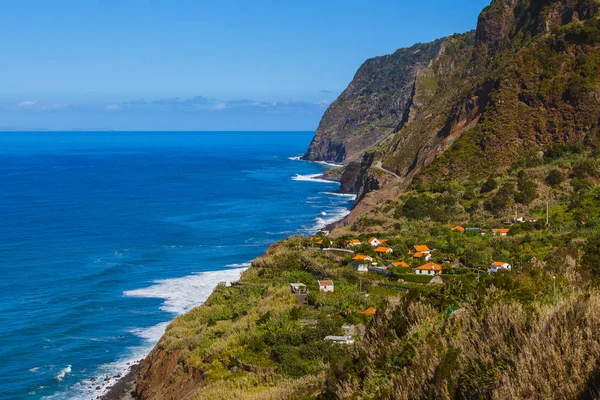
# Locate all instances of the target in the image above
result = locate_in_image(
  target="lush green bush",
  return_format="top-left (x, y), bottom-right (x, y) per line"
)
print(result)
top-left (393, 273), bottom-right (434, 283)
top-left (480, 177), bottom-right (498, 194)
top-left (545, 169), bottom-right (564, 186)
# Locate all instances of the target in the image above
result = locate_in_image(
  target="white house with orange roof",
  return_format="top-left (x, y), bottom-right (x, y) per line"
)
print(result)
top-left (345, 239), bottom-right (361, 247)
top-left (374, 246), bottom-right (393, 254)
top-left (409, 245), bottom-right (432, 261)
top-left (488, 261), bottom-right (511, 274)
top-left (413, 262), bottom-right (442, 276)
top-left (368, 237), bottom-right (387, 247)
top-left (491, 228), bottom-right (510, 236)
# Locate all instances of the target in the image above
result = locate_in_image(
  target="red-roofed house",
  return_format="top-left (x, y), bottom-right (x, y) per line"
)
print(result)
top-left (317, 280), bottom-right (334, 292)
top-left (374, 246), bottom-right (393, 254)
top-left (491, 228), bottom-right (510, 236)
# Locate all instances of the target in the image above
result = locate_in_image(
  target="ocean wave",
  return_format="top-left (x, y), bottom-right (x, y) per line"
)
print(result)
top-left (287, 155), bottom-right (340, 168)
top-left (55, 365), bottom-right (71, 381)
top-left (225, 262), bottom-right (252, 268)
top-left (128, 322), bottom-right (170, 343)
top-left (123, 268), bottom-right (246, 315)
top-left (312, 207), bottom-right (351, 232)
top-left (313, 160), bottom-right (341, 168)
top-left (291, 173), bottom-right (337, 184)
top-left (320, 191), bottom-right (357, 200)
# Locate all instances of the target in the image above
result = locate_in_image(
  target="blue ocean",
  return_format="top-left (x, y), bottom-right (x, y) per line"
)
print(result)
top-left (0, 131), bottom-right (354, 399)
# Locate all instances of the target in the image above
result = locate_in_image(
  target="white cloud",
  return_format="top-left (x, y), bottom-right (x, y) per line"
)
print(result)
top-left (17, 100), bottom-right (37, 109)
top-left (212, 103), bottom-right (228, 111)
top-left (314, 100), bottom-right (331, 107)
top-left (105, 104), bottom-right (122, 112)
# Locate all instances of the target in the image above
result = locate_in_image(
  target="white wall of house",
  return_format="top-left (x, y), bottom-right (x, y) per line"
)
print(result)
top-left (319, 285), bottom-right (334, 292)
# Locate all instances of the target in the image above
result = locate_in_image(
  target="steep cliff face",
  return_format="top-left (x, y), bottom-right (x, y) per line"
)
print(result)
top-left (304, 38), bottom-right (449, 163)
top-left (134, 346), bottom-right (204, 400)
top-left (316, 0), bottom-right (600, 226)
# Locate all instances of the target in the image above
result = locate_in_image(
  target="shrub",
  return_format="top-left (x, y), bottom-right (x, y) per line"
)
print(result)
top-left (480, 177), bottom-right (498, 194)
top-left (545, 169), bottom-right (564, 186)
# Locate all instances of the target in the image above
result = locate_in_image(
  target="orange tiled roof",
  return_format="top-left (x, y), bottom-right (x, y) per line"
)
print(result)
top-left (375, 247), bottom-right (392, 253)
top-left (451, 226), bottom-right (465, 233)
top-left (368, 237), bottom-right (378, 242)
top-left (415, 262), bottom-right (442, 271)
top-left (412, 252), bottom-right (426, 258)
top-left (492, 261), bottom-right (507, 266)
top-left (317, 280), bottom-right (333, 286)
top-left (413, 245), bottom-right (430, 252)
top-left (345, 239), bottom-right (361, 244)
top-left (391, 261), bottom-right (409, 267)
top-left (492, 228), bottom-right (510, 234)
top-left (353, 254), bottom-right (371, 261)
top-left (361, 307), bottom-right (376, 316)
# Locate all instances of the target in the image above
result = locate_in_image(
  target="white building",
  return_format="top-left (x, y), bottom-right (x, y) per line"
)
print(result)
top-left (488, 261), bottom-right (511, 274)
top-left (317, 280), bottom-right (334, 292)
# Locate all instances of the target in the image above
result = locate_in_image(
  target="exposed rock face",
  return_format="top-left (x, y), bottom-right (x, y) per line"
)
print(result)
top-left (311, 0), bottom-right (600, 220)
top-left (304, 39), bottom-right (447, 163)
top-left (134, 347), bottom-right (204, 400)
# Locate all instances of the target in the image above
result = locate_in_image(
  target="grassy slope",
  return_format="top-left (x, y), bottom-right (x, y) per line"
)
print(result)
top-left (149, 147), bottom-right (600, 399)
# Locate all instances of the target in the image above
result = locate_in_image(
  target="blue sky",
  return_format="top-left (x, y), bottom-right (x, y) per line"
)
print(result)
top-left (1, 0), bottom-right (490, 131)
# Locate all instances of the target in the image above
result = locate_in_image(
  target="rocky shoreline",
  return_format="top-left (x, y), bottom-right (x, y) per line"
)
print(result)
top-left (98, 362), bottom-right (140, 400)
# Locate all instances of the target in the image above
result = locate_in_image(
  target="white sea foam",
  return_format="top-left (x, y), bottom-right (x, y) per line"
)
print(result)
top-left (55, 365), bottom-right (71, 381)
top-left (321, 211), bottom-right (327, 216)
top-left (314, 160), bottom-right (342, 168)
top-left (291, 173), bottom-right (337, 184)
top-left (320, 191), bottom-right (358, 200)
top-left (312, 207), bottom-right (351, 232)
top-left (287, 155), bottom-right (340, 168)
top-left (55, 266), bottom-right (248, 400)
top-left (128, 322), bottom-right (170, 343)
top-left (225, 262), bottom-right (252, 268)
top-left (29, 367), bottom-right (40, 373)
top-left (124, 267), bottom-right (246, 315)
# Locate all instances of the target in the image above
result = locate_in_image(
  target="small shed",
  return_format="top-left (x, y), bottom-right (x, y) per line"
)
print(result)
top-left (317, 280), bottom-right (334, 292)
top-left (289, 283), bottom-right (307, 294)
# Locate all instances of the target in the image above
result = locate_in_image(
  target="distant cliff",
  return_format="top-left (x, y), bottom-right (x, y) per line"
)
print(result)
top-left (306, 0), bottom-right (600, 223)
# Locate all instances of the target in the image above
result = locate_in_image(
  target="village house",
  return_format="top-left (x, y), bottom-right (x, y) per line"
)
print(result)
top-left (513, 216), bottom-right (537, 223)
top-left (374, 246), bottom-right (393, 254)
top-left (368, 265), bottom-right (392, 275)
top-left (413, 262), bottom-right (443, 276)
top-left (409, 245), bottom-right (432, 261)
top-left (355, 264), bottom-right (368, 273)
top-left (389, 261), bottom-right (409, 268)
top-left (488, 261), bottom-right (512, 274)
top-left (317, 280), bottom-right (334, 292)
top-left (451, 226), bottom-right (465, 233)
top-left (491, 228), bottom-right (510, 236)
top-left (368, 237), bottom-right (387, 247)
top-left (352, 254), bottom-right (373, 262)
top-left (345, 239), bottom-right (361, 247)
top-left (289, 283), bottom-right (307, 294)
top-left (324, 335), bottom-right (354, 344)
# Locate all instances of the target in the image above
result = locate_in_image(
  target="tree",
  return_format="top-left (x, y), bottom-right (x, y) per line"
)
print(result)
top-left (485, 183), bottom-right (515, 216)
top-left (583, 232), bottom-right (600, 278)
top-left (515, 176), bottom-right (537, 205)
top-left (546, 169), bottom-right (564, 186)
top-left (480, 177), bottom-right (498, 194)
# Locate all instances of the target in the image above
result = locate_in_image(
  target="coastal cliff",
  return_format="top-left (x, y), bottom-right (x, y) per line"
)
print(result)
top-left (132, 0), bottom-right (600, 399)
top-left (312, 0), bottom-right (600, 225)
